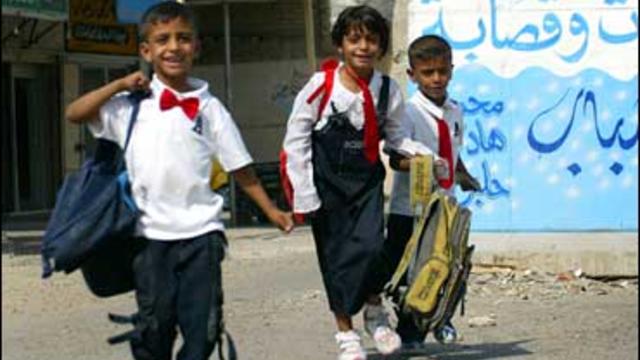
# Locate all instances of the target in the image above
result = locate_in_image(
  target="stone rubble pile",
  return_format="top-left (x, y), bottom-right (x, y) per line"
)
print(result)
top-left (468, 265), bottom-right (638, 301)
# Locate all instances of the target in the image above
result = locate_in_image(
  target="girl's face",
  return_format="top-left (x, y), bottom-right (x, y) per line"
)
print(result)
top-left (338, 26), bottom-right (383, 77)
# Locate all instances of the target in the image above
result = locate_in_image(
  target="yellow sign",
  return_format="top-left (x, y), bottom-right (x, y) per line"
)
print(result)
top-left (66, 0), bottom-right (138, 55)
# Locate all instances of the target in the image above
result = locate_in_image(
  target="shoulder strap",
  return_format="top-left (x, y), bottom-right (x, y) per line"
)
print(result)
top-left (376, 75), bottom-right (390, 119)
top-left (385, 192), bottom-right (441, 294)
top-left (123, 90), bottom-right (149, 152)
top-left (305, 59), bottom-right (340, 121)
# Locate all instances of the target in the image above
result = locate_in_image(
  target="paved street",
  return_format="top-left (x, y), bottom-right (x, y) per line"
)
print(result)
top-left (2, 227), bottom-right (638, 360)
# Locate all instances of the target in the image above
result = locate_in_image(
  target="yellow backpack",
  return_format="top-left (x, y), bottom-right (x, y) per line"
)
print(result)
top-left (210, 158), bottom-right (229, 191)
top-left (386, 155), bottom-right (475, 333)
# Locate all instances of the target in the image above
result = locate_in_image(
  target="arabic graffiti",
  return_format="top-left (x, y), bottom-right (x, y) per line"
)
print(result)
top-left (462, 96), bottom-right (504, 115)
top-left (422, 0), bottom-right (638, 63)
top-left (528, 88), bottom-right (638, 176)
top-left (458, 96), bottom-right (511, 207)
top-left (467, 119), bottom-right (508, 155)
top-left (411, 0), bottom-right (638, 230)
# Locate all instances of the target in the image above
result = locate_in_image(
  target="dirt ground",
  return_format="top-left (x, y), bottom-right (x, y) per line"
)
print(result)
top-left (2, 227), bottom-right (638, 360)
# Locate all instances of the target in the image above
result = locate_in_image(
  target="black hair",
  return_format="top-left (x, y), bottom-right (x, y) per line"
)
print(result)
top-left (139, 1), bottom-right (198, 40)
top-left (331, 5), bottom-right (390, 56)
top-left (408, 34), bottom-right (452, 68)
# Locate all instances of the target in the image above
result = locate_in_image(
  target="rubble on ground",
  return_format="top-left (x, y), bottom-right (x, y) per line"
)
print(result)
top-left (468, 265), bottom-right (638, 300)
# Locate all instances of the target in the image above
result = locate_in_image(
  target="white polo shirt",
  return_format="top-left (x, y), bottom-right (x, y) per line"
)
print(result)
top-left (89, 75), bottom-right (253, 240)
top-left (389, 91), bottom-right (464, 216)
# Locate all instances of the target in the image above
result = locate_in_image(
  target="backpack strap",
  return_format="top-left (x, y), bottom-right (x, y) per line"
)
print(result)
top-left (305, 58), bottom-right (340, 121)
top-left (385, 155), bottom-right (438, 294)
top-left (105, 312), bottom-right (238, 360)
top-left (376, 75), bottom-right (390, 119)
top-left (123, 90), bottom-right (149, 152)
top-left (217, 326), bottom-right (238, 360)
top-left (106, 312), bottom-right (138, 345)
top-left (385, 194), bottom-right (437, 294)
top-left (114, 89), bottom-right (150, 175)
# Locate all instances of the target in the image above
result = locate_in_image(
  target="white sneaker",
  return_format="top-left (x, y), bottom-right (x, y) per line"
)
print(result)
top-left (363, 304), bottom-right (401, 355)
top-left (335, 330), bottom-right (367, 360)
top-left (434, 321), bottom-right (458, 344)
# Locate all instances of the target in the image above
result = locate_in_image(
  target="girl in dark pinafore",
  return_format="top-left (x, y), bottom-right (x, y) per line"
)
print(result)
top-left (281, 5), bottom-right (427, 360)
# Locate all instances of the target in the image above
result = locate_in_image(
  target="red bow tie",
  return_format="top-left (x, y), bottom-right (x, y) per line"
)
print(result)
top-left (159, 89), bottom-right (200, 120)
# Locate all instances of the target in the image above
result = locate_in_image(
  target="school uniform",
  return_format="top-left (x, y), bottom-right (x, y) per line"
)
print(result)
top-left (90, 74), bottom-right (252, 360)
top-left (385, 90), bottom-right (464, 342)
top-left (283, 65), bottom-right (423, 316)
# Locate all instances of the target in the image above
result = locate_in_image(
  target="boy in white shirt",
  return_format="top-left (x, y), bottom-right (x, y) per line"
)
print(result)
top-left (384, 34), bottom-right (480, 348)
top-left (65, 3), bottom-right (293, 359)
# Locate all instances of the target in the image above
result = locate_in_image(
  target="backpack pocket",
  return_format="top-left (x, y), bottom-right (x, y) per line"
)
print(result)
top-left (405, 255), bottom-right (450, 314)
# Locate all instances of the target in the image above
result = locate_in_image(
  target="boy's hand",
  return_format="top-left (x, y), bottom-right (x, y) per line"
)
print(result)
top-left (267, 209), bottom-right (294, 233)
top-left (456, 168), bottom-right (482, 192)
top-left (455, 157), bottom-right (482, 192)
top-left (434, 157), bottom-right (450, 180)
top-left (118, 71), bottom-right (150, 93)
top-left (65, 70), bottom-right (150, 124)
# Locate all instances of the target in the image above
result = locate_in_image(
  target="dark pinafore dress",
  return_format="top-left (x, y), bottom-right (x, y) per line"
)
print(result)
top-left (310, 76), bottom-right (390, 315)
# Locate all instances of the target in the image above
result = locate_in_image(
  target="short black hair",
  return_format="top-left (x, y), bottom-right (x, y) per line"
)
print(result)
top-left (331, 5), bottom-right (390, 56)
top-left (408, 34), bottom-right (452, 68)
top-left (139, 1), bottom-right (198, 40)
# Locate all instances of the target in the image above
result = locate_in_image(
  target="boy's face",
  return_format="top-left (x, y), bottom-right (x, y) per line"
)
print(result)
top-left (408, 56), bottom-right (453, 105)
top-left (140, 17), bottom-right (199, 88)
top-left (338, 26), bottom-right (382, 75)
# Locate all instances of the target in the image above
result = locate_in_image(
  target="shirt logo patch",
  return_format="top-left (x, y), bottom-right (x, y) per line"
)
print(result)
top-left (192, 115), bottom-right (203, 135)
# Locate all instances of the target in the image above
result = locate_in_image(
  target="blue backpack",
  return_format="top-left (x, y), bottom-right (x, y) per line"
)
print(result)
top-left (41, 90), bottom-right (148, 297)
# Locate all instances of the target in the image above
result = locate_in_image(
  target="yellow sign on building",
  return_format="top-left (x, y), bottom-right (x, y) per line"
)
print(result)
top-left (66, 0), bottom-right (137, 55)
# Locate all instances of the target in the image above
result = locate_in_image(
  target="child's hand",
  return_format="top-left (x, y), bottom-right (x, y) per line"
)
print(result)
top-left (457, 169), bottom-right (482, 192)
top-left (118, 71), bottom-right (150, 93)
top-left (434, 157), bottom-right (450, 180)
top-left (268, 209), bottom-right (295, 233)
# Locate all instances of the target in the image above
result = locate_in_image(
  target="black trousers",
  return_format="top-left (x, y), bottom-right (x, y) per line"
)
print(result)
top-left (130, 231), bottom-right (226, 360)
top-left (384, 214), bottom-right (428, 343)
top-left (310, 185), bottom-right (387, 316)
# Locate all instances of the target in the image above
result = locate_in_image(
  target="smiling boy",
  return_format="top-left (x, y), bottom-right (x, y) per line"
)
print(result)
top-left (64, 2), bottom-right (292, 359)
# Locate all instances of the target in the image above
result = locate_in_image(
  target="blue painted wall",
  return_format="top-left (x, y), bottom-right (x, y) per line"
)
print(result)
top-left (409, 0), bottom-right (638, 230)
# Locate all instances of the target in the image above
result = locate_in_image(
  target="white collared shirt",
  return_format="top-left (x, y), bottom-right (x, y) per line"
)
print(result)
top-left (89, 74), bottom-right (253, 240)
top-left (389, 91), bottom-right (465, 216)
top-left (282, 65), bottom-right (424, 213)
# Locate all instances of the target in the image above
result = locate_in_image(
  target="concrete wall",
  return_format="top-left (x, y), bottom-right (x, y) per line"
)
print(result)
top-left (192, 59), bottom-right (309, 163)
top-left (190, 0), bottom-right (413, 200)
top-left (190, 1), bottom-right (312, 163)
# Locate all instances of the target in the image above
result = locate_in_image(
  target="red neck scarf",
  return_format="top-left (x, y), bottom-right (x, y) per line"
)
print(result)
top-left (345, 67), bottom-right (379, 164)
top-left (435, 117), bottom-right (454, 189)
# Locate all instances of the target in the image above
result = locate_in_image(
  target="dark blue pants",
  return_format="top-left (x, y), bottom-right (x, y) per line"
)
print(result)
top-left (130, 231), bottom-right (226, 360)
